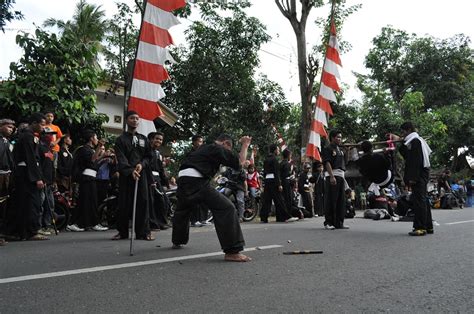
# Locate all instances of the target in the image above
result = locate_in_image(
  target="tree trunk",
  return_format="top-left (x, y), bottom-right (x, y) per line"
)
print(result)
top-left (295, 30), bottom-right (311, 154)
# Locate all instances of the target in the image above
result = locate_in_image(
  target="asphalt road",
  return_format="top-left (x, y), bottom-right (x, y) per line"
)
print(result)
top-left (1, 207), bottom-right (473, 313)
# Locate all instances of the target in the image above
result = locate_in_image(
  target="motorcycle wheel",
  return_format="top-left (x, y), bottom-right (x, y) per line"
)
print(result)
top-left (53, 202), bottom-right (70, 230)
top-left (242, 197), bottom-right (259, 222)
top-left (97, 200), bottom-right (117, 228)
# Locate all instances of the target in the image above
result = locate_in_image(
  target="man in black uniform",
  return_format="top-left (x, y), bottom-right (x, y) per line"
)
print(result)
top-left (0, 119), bottom-right (15, 245)
top-left (280, 149), bottom-right (295, 217)
top-left (9, 113), bottom-right (47, 240)
top-left (147, 131), bottom-right (170, 230)
top-left (260, 144), bottom-right (294, 223)
top-left (322, 129), bottom-right (349, 230)
top-left (112, 111), bottom-right (153, 241)
top-left (298, 163), bottom-right (314, 218)
top-left (392, 122), bottom-right (433, 236)
top-left (356, 140), bottom-right (393, 194)
top-left (187, 134), bottom-right (210, 227)
top-left (172, 134), bottom-right (252, 262)
top-left (310, 161), bottom-right (325, 217)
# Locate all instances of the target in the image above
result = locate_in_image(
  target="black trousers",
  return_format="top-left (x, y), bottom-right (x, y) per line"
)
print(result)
top-left (149, 180), bottom-right (169, 229)
top-left (117, 175), bottom-right (150, 239)
top-left (261, 179), bottom-right (290, 222)
top-left (281, 179), bottom-right (293, 216)
top-left (76, 176), bottom-right (99, 228)
top-left (9, 168), bottom-right (41, 239)
top-left (172, 177), bottom-right (245, 253)
top-left (324, 176), bottom-right (346, 228)
top-left (300, 191), bottom-right (314, 217)
top-left (190, 203), bottom-right (209, 224)
top-left (411, 172), bottom-right (433, 231)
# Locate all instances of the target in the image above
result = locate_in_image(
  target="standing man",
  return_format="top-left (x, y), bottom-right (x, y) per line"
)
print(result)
top-left (172, 134), bottom-right (252, 262)
top-left (298, 163), bottom-right (314, 218)
top-left (310, 161), bottom-right (325, 217)
top-left (112, 111), bottom-right (153, 241)
top-left (44, 112), bottom-right (63, 167)
top-left (9, 113), bottom-right (47, 240)
top-left (70, 130), bottom-right (108, 232)
top-left (260, 144), bottom-right (294, 223)
top-left (392, 122), bottom-right (433, 236)
top-left (280, 149), bottom-right (294, 217)
top-left (322, 129), bottom-right (349, 230)
top-left (188, 134), bottom-right (209, 227)
top-left (0, 119), bottom-right (15, 245)
top-left (148, 131), bottom-right (170, 230)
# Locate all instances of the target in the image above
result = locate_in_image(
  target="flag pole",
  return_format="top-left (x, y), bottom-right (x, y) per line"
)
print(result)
top-left (306, 0), bottom-right (337, 160)
top-left (123, 0), bottom-right (149, 133)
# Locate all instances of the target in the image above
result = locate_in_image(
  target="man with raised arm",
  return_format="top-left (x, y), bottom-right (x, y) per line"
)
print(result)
top-left (172, 134), bottom-right (252, 262)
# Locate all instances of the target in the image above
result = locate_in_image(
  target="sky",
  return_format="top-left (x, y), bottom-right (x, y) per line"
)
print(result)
top-left (1, 0), bottom-right (473, 104)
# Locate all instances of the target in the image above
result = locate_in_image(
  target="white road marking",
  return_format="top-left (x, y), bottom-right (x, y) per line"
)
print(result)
top-left (445, 219), bottom-right (474, 225)
top-left (0, 245), bottom-right (283, 284)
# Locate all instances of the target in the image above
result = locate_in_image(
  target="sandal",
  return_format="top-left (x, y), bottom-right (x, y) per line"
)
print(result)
top-left (28, 234), bottom-right (50, 241)
top-left (111, 233), bottom-right (128, 240)
top-left (137, 233), bottom-right (155, 241)
top-left (0, 238), bottom-right (7, 246)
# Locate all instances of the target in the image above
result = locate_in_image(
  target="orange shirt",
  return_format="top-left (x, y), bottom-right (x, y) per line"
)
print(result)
top-left (44, 124), bottom-right (63, 152)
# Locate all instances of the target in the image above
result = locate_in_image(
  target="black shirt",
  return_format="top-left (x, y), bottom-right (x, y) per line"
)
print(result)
top-left (280, 159), bottom-right (293, 180)
top-left (322, 143), bottom-right (345, 171)
top-left (357, 152), bottom-right (391, 184)
top-left (399, 138), bottom-right (428, 183)
top-left (57, 146), bottom-right (73, 177)
top-left (150, 149), bottom-right (168, 187)
top-left (263, 154), bottom-right (281, 185)
top-left (115, 132), bottom-right (152, 178)
top-left (39, 143), bottom-right (55, 184)
top-left (0, 135), bottom-right (14, 171)
top-left (180, 143), bottom-right (240, 179)
top-left (12, 129), bottom-right (42, 182)
top-left (298, 171), bottom-right (310, 194)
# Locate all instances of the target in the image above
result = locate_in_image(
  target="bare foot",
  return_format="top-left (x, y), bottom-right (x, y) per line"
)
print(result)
top-left (224, 253), bottom-right (252, 262)
top-left (172, 244), bottom-right (184, 249)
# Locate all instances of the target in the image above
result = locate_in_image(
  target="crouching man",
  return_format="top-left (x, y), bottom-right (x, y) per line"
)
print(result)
top-left (172, 134), bottom-right (252, 262)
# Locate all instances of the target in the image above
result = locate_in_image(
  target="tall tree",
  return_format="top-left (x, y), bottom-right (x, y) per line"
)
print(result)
top-left (43, 0), bottom-right (107, 52)
top-left (0, 0), bottom-right (23, 32)
top-left (361, 27), bottom-right (473, 168)
top-left (275, 0), bottom-right (360, 154)
top-left (161, 3), bottom-right (291, 153)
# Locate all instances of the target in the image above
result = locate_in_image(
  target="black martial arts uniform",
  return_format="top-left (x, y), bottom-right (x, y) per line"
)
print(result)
top-left (73, 144), bottom-right (99, 229)
top-left (298, 171), bottom-right (314, 218)
top-left (0, 134), bottom-right (14, 232)
top-left (261, 153), bottom-right (290, 222)
top-left (357, 152), bottom-right (393, 187)
top-left (115, 131), bottom-right (152, 239)
top-left (280, 159), bottom-right (294, 216)
top-left (148, 148), bottom-right (169, 229)
top-left (172, 143), bottom-right (245, 253)
top-left (57, 146), bottom-right (73, 192)
top-left (399, 138), bottom-right (433, 231)
top-left (10, 130), bottom-right (42, 239)
top-left (310, 168), bottom-right (324, 217)
top-left (322, 143), bottom-right (346, 229)
top-left (185, 147), bottom-right (209, 224)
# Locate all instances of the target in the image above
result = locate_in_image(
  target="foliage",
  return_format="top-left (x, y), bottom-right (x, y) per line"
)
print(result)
top-left (0, 0), bottom-right (23, 32)
top-left (358, 26), bottom-right (474, 168)
top-left (0, 28), bottom-right (107, 139)
top-left (43, 0), bottom-right (107, 55)
top-left (103, 2), bottom-right (140, 82)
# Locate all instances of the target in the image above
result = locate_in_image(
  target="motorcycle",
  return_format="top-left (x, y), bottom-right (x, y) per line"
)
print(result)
top-left (216, 177), bottom-right (260, 222)
top-left (53, 190), bottom-right (72, 230)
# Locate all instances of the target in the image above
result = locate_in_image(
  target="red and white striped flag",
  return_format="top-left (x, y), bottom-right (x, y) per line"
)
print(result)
top-left (306, 21), bottom-right (342, 161)
top-left (271, 124), bottom-right (288, 152)
top-left (128, 0), bottom-right (186, 135)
